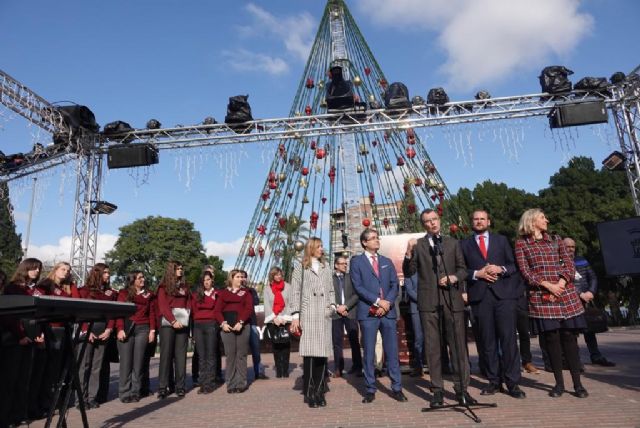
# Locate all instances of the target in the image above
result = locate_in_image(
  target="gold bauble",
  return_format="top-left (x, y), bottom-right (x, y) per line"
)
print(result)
top-left (294, 241), bottom-right (305, 252)
top-left (353, 76), bottom-right (362, 86)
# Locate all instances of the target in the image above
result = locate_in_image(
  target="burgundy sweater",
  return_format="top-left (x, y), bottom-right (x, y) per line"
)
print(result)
top-left (213, 288), bottom-right (253, 325)
top-left (115, 288), bottom-right (157, 332)
top-left (191, 290), bottom-right (217, 323)
top-left (157, 283), bottom-right (191, 324)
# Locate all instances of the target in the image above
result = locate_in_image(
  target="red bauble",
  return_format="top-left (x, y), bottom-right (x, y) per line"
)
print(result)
top-left (328, 166), bottom-right (336, 184)
top-left (257, 225), bottom-right (266, 235)
top-left (383, 218), bottom-right (390, 228)
top-left (305, 77), bottom-right (314, 89)
top-left (268, 181), bottom-right (277, 190)
top-left (305, 105), bottom-right (312, 115)
top-left (362, 218), bottom-right (371, 227)
top-left (278, 218), bottom-right (287, 228)
top-left (248, 247), bottom-right (256, 257)
top-left (258, 246), bottom-right (265, 258)
top-left (310, 140), bottom-right (316, 150)
top-left (364, 67), bottom-right (371, 76)
top-left (406, 147), bottom-right (416, 159)
top-left (316, 148), bottom-right (326, 159)
top-left (449, 224), bottom-right (459, 234)
top-left (369, 192), bottom-right (375, 203)
top-left (414, 178), bottom-right (423, 187)
top-left (397, 156), bottom-right (405, 166)
top-left (287, 192), bottom-right (293, 198)
top-left (261, 192), bottom-right (270, 201)
top-left (301, 167), bottom-right (309, 176)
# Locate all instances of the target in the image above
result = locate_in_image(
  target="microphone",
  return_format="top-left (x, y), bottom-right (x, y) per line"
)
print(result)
top-left (432, 234), bottom-right (443, 255)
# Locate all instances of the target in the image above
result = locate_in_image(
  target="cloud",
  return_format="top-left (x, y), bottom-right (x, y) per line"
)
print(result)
top-left (355, 0), bottom-right (593, 90)
top-left (25, 234), bottom-right (118, 264)
top-left (204, 237), bottom-right (244, 269)
top-left (221, 49), bottom-right (289, 76)
top-left (225, 3), bottom-right (315, 74)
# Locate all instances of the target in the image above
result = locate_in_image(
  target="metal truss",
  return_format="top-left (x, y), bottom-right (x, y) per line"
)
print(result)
top-left (611, 83), bottom-right (640, 215)
top-left (0, 69), bottom-right (69, 134)
top-left (69, 143), bottom-right (103, 282)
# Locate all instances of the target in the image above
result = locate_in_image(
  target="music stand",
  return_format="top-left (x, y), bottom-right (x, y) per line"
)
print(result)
top-left (420, 239), bottom-right (496, 424)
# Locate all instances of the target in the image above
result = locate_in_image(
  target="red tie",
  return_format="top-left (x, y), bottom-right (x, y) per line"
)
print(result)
top-left (478, 235), bottom-right (488, 259)
top-left (371, 254), bottom-right (379, 276)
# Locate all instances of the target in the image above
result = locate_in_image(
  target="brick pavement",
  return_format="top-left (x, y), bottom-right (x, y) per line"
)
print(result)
top-left (31, 327), bottom-right (640, 428)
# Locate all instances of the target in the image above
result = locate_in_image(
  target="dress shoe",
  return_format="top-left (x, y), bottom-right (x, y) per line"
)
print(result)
top-left (362, 392), bottom-right (375, 403)
top-left (522, 362), bottom-right (540, 374)
top-left (481, 383), bottom-right (501, 395)
top-left (308, 397), bottom-right (318, 408)
top-left (592, 357), bottom-right (615, 367)
top-left (157, 389), bottom-right (168, 400)
top-left (332, 371), bottom-right (342, 378)
top-left (131, 395), bottom-right (140, 402)
top-left (508, 386), bottom-right (526, 399)
top-left (430, 390), bottom-right (444, 408)
top-left (176, 389), bottom-right (186, 397)
top-left (574, 386), bottom-right (589, 398)
top-left (256, 373), bottom-right (269, 380)
top-left (86, 400), bottom-right (100, 409)
top-left (456, 391), bottom-right (478, 406)
top-left (391, 390), bottom-right (408, 402)
top-left (120, 396), bottom-right (132, 403)
top-left (316, 394), bottom-right (327, 407)
top-left (549, 385), bottom-right (565, 398)
top-left (409, 367), bottom-right (423, 377)
top-left (227, 388), bottom-right (237, 394)
top-left (237, 386), bottom-right (248, 393)
top-left (347, 367), bottom-right (362, 375)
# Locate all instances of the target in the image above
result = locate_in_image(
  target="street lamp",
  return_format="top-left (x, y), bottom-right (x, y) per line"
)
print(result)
top-left (91, 200), bottom-right (117, 215)
top-left (602, 151), bottom-right (626, 171)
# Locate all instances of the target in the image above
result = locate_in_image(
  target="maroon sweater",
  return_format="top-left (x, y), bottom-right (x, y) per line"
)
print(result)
top-left (37, 279), bottom-right (80, 327)
top-left (115, 289), bottom-right (157, 332)
top-left (157, 283), bottom-right (191, 324)
top-left (191, 290), bottom-right (217, 323)
top-left (213, 288), bottom-right (253, 325)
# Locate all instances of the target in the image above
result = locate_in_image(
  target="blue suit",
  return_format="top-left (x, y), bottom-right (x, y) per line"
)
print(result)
top-left (461, 232), bottom-right (521, 390)
top-left (350, 252), bottom-right (402, 394)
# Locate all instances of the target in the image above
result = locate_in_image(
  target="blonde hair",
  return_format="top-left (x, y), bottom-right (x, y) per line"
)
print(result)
top-left (517, 208), bottom-right (544, 237)
top-left (46, 262), bottom-right (71, 285)
top-left (225, 269), bottom-right (243, 288)
top-left (302, 237), bottom-right (325, 269)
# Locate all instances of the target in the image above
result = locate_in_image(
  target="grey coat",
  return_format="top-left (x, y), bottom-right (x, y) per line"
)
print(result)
top-left (263, 281), bottom-right (294, 323)
top-left (290, 260), bottom-right (335, 358)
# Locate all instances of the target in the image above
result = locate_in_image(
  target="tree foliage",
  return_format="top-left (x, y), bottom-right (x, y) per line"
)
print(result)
top-left (0, 183), bottom-right (23, 275)
top-left (273, 214), bottom-right (308, 282)
top-left (105, 216), bottom-right (221, 288)
top-left (396, 178), bottom-right (422, 233)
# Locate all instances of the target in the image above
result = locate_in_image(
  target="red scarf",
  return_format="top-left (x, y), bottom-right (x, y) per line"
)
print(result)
top-left (270, 280), bottom-right (285, 315)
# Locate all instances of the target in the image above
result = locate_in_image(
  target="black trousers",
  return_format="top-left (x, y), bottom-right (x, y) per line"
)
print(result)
top-left (158, 326), bottom-right (188, 391)
top-left (272, 341), bottom-right (291, 377)
top-left (471, 293), bottom-right (521, 389)
top-left (0, 344), bottom-right (31, 426)
top-left (331, 317), bottom-right (362, 373)
top-left (542, 329), bottom-right (582, 390)
top-left (303, 356), bottom-right (327, 401)
top-left (117, 324), bottom-right (150, 399)
top-left (193, 321), bottom-right (219, 389)
top-left (516, 295), bottom-right (532, 364)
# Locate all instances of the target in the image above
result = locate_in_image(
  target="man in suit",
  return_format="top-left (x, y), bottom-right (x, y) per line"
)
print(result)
top-left (351, 228), bottom-right (408, 404)
top-left (460, 210), bottom-right (525, 399)
top-left (331, 256), bottom-right (363, 377)
top-left (403, 209), bottom-right (476, 408)
top-left (404, 273), bottom-right (426, 377)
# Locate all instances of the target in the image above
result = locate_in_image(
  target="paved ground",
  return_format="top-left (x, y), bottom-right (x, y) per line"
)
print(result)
top-left (33, 327), bottom-right (640, 428)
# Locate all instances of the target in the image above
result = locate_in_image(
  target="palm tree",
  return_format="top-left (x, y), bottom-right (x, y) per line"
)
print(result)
top-left (273, 214), bottom-right (310, 282)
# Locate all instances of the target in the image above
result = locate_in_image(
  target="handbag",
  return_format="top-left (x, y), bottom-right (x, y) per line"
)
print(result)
top-left (584, 302), bottom-right (608, 333)
top-left (267, 323), bottom-right (291, 344)
top-left (161, 307), bottom-right (190, 327)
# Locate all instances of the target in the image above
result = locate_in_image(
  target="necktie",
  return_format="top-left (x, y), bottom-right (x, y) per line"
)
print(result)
top-left (338, 275), bottom-right (344, 304)
top-left (372, 254), bottom-right (379, 276)
top-left (479, 235), bottom-right (488, 259)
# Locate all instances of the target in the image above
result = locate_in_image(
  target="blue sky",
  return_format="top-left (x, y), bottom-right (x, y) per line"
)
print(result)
top-left (1, 0), bottom-right (638, 268)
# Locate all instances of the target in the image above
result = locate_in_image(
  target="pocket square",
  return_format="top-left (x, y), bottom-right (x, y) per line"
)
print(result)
top-left (381, 264), bottom-right (389, 269)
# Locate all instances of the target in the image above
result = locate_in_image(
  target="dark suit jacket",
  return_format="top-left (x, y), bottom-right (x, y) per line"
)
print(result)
top-left (351, 252), bottom-right (399, 321)
top-left (404, 273), bottom-right (419, 314)
top-left (403, 235), bottom-right (467, 312)
top-left (460, 233), bottom-right (519, 303)
top-left (332, 273), bottom-right (358, 320)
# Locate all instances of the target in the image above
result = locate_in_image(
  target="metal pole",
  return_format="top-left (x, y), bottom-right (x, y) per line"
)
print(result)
top-left (23, 176), bottom-right (37, 257)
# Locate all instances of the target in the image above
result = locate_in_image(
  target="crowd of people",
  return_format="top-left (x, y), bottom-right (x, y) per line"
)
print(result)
top-left (0, 207), bottom-right (615, 425)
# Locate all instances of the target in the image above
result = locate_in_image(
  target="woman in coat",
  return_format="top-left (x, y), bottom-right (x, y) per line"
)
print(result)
top-left (263, 266), bottom-right (294, 378)
top-left (515, 208), bottom-right (587, 398)
top-left (290, 238), bottom-right (336, 408)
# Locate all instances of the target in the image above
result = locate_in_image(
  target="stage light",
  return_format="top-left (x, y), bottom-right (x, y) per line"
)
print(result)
top-left (602, 151), bottom-right (626, 171)
top-left (91, 201), bottom-right (118, 215)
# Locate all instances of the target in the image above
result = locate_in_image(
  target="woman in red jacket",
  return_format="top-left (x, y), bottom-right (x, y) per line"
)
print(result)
top-left (116, 271), bottom-right (156, 403)
top-left (214, 269), bottom-right (253, 394)
top-left (157, 261), bottom-right (191, 399)
top-left (191, 271), bottom-right (218, 394)
top-left (77, 263), bottom-right (116, 409)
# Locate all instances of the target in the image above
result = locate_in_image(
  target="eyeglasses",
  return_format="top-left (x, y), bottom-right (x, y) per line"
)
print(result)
top-left (336, 262), bottom-right (347, 265)
top-left (366, 236), bottom-right (380, 241)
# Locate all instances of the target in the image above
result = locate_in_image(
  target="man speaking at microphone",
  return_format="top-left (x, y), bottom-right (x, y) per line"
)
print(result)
top-left (403, 209), bottom-right (476, 408)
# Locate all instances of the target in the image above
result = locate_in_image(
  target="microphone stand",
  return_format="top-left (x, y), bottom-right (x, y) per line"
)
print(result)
top-left (420, 237), bottom-right (496, 424)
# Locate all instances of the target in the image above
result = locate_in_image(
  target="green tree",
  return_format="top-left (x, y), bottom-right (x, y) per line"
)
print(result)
top-left (446, 180), bottom-right (539, 243)
top-left (538, 156), bottom-right (635, 303)
top-left (0, 183), bottom-right (23, 275)
top-left (396, 178), bottom-right (422, 233)
top-left (273, 214), bottom-right (308, 282)
top-left (205, 254), bottom-right (228, 288)
top-left (106, 216), bottom-right (211, 288)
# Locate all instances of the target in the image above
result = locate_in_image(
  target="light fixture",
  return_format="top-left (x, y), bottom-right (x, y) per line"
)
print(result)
top-left (91, 201), bottom-right (118, 215)
top-left (602, 151), bottom-right (626, 171)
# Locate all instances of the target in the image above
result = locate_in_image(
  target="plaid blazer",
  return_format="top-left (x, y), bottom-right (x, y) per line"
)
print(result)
top-left (515, 233), bottom-right (584, 320)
